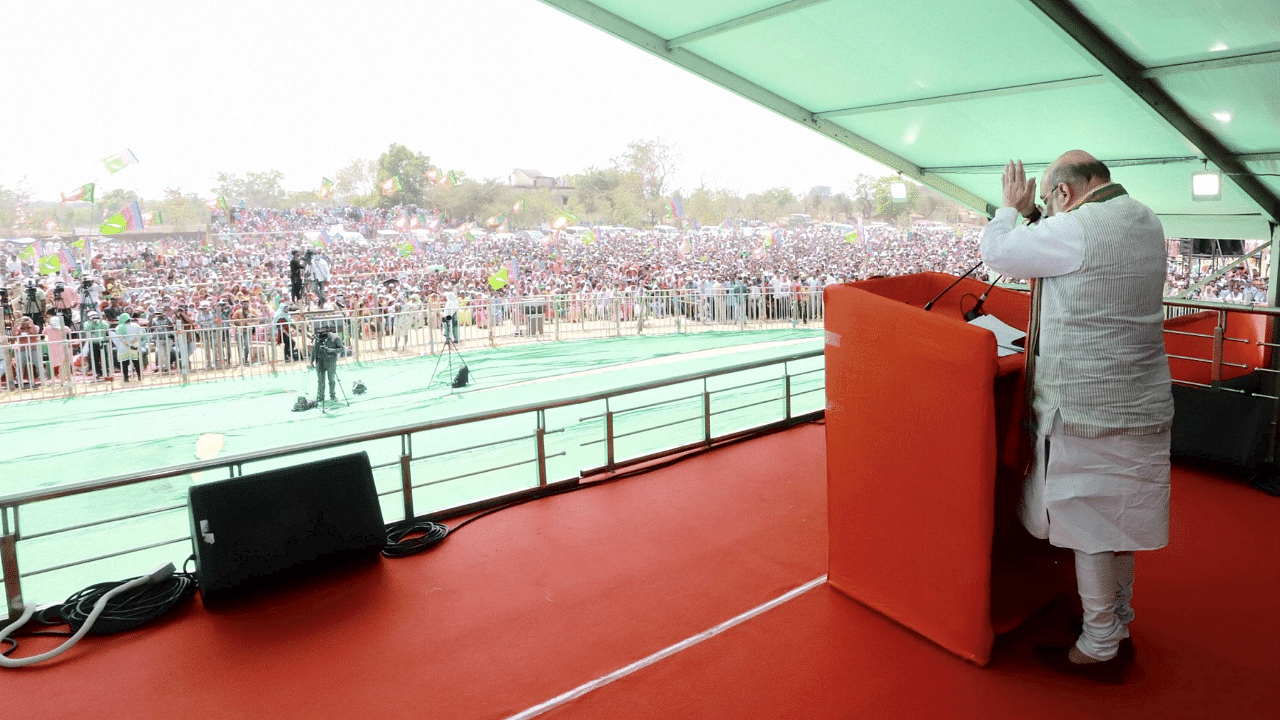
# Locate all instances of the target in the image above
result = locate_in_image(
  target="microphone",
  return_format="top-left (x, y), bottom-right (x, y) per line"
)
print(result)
top-left (964, 275), bottom-right (1003, 321)
top-left (923, 260), bottom-right (984, 311)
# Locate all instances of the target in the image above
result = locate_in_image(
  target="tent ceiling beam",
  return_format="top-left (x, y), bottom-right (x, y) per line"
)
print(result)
top-left (666, 0), bottom-right (836, 49)
top-left (1144, 46), bottom-right (1280, 79)
top-left (924, 156), bottom-right (1205, 175)
top-left (814, 76), bottom-right (1107, 118)
top-left (1015, 0), bottom-right (1280, 224)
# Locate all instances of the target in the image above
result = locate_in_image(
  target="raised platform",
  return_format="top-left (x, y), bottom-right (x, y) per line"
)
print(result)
top-left (4, 423), bottom-right (1276, 719)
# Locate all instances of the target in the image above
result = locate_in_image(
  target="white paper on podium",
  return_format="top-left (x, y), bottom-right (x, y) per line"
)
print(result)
top-left (968, 314), bottom-right (1026, 356)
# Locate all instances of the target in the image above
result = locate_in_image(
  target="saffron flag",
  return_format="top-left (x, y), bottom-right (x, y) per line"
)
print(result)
top-left (60, 183), bottom-right (95, 203)
top-left (487, 267), bottom-right (509, 290)
top-left (551, 216), bottom-right (569, 231)
top-left (101, 149), bottom-right (138, 174)
top-left (393, 212), bottom-right (409, 231)
top-left (319, 177), bottom-right (334, 199)
top-left (44, 218), bottom-right (59, 232)
top-left (485, 215), bottom-right (498, 227)
top-left (447, 171), bottom-right (461, 186)
top-left (18, 241), bottom-right (43, 260)
top-left (57, 248), bottom-right (78, 272)
top-left (512, 199), bottom-right (525, 214)
top-left (144, 210), bottom-right (164, 226)
top-left (379, 176), bottom-right (402, 197)
top-left (205, 196), bottom-right (228, 211)
top-left (100, 201), bottom-right (143, 235)
top-left (677, 237), bottom-right (691, 260)
top-left (425, 168), bottom-right (439, 182)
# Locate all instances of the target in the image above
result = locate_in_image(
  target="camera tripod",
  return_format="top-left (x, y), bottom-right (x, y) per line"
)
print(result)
top-left (429, 337), bottom-right (475, 390)
top-left (319, 362), bottom-right (351, 414)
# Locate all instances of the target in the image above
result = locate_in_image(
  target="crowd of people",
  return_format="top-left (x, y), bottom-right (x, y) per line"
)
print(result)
top-left (0, 204), bottom-right (1270, 389)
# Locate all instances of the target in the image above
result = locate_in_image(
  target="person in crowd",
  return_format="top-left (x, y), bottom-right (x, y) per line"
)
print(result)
top-left (10, 314), bottom-right (43, 388)
top-left (113, 312), bottom-right (143, 382)
top-left (309, 250), bottom-right (331, 308)
top-left (43, 309), bottom-right (71, 383)
top-left (81, 310), bottom-right (112, 381)
top-left (289, 250), bottom-right (306, 302)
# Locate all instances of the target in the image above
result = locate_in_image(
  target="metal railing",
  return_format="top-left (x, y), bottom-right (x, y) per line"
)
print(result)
top-left (0, 348), bottom-right (825, 617)
top-left (1, 288), bottom-right (825, 403)
top-left (1161, 297), bottom-right (1280, 393)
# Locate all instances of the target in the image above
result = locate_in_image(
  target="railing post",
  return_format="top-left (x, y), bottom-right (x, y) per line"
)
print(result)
top-left (2, 507), bottom-right (23, 622)
top-left (615, 297), bottom-right (621, 338)
top-left (554, 297), bottom-right (561, 342)
top-left (1211, 310), bottom-right (1226, 386)
top-left (703, 377), bottom-right (712, 445)
top-left (605, 398), bottom-right (615, 470)
top-left (536, 410), bottom-right (548, 487)
top-left (428, 308), bottom-right (436, 356)
top-left (400, 434), bottom-right (414, 520)
top-left (785, 364), bottom-right (792, 420)
top-left (489, 298), bottom-right (497, 347)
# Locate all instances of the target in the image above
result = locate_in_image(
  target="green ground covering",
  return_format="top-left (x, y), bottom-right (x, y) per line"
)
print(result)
top-left (1, 330), bottom-right (825, 605)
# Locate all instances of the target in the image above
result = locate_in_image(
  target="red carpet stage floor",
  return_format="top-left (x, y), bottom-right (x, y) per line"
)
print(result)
top-left (6, 424), bottom-right (1277, 719)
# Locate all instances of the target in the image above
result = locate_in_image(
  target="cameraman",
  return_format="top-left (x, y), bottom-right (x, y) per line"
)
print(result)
top-left (48, 279), bottom-right (80, 331)
top-left (78, 276), bottom-right (101, 326)
top-left (21, 279), bottom-right (46, 333)
top-left (309, 324), bottom-right (344, 406)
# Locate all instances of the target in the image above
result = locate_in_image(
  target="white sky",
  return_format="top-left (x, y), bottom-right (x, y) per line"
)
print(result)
top-left (0, 0), bottom-right (892, 204)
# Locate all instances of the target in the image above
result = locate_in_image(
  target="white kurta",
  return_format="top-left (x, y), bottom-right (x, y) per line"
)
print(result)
top-left (981, 197), bottom-right (1172, 554)
top-left (1022, 413), bottom-right (1171, 553)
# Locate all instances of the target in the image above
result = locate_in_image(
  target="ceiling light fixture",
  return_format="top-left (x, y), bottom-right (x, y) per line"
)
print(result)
top-left (890, 177), bottom-right (908, 201)
top-left (1192, 161), bottom-right (1222, 202)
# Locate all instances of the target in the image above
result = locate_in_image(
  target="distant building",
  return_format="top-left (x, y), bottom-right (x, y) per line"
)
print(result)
top-left (509, 169), bottom-right (574, 207)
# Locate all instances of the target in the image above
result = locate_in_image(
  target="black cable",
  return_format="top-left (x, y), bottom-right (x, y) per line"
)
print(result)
top-left (382, 518), bottom-right (450, 558)
top-left (56, 572), bottom-right (198, 635)
top-left (2, 562), bottom-right (198, 659)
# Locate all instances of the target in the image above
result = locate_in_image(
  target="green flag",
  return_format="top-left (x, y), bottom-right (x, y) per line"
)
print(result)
top-left (488, 267), bottom-right (509, 290)
top-left (844, 230), bottom-right (859, 243)
top-left (100, 210), bottom-right (127, 235)
top-left (39, 254), bottom-right (61, 275)
top-left (397, 242), bottom-right (415, 257)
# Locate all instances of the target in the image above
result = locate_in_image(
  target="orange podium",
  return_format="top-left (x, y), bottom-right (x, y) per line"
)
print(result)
top-left (824, 272), bottom-right (1073, 666)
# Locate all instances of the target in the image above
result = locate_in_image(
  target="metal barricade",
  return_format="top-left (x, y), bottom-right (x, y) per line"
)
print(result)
top-left (0, 349), bottom-right (824, 616)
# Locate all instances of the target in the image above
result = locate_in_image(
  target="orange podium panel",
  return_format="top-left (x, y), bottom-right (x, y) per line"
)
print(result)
top-left (824, 272), bottom-right (1071, 666)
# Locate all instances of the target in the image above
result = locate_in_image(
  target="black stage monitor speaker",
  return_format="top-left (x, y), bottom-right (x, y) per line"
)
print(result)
top-left (189, 451), bottom-right (386, 605)
top-left (1171, 384), bottom-right (1274, 470)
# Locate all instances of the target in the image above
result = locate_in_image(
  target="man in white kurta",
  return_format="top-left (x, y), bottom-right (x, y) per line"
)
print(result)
top-left (980, 151), bottom-right (1173, 677)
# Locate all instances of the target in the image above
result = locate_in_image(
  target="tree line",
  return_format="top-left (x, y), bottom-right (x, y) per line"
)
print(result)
top-left (4, 139), bottom-right (980, 234)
